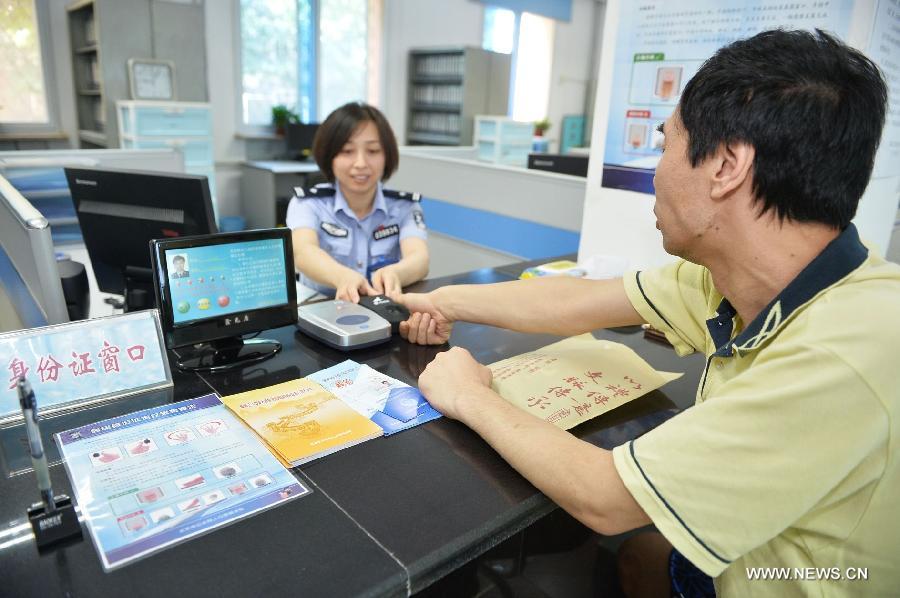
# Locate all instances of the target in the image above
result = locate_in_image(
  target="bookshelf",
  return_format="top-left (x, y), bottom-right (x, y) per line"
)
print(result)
top-left (67, 0), bottom-right (106, 147)
top-left (65, 0), bottom-right (207, 149)
top-left (406, 47), bottom-right (510, 146)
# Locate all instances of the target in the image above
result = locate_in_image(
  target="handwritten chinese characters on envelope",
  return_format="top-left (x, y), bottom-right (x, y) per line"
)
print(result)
top-left (489, 334), bottom-right (681, 430)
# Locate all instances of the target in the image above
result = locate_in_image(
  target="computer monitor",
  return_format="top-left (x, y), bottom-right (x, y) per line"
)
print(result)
top-left (150, 229), bottom-right (298, 372)
top-left (65, 166), bottom-right (217, 312)
top-left (285, 123), bottom-right (319, 161)
top-left (0, 174), bottom-right (68, 331)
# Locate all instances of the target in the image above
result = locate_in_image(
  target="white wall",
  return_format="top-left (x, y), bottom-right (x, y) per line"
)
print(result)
top-left (578, 0), bottom-right (670, 270)
top-left (205, 1), bottom-right (244, 218)
top-left (380, 0), bottom-right (485, 135)
top-left (544, 0), bottom-right (599, 150)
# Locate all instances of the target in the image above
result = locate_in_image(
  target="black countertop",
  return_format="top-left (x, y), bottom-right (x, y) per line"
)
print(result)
top-left (0, 265), bottom-right (702, 597)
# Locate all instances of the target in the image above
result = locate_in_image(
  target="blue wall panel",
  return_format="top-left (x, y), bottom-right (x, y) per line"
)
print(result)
top-left (421, 198), bottom-right (580, 260)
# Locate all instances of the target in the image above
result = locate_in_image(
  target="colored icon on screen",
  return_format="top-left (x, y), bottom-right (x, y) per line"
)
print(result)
top-left (217, 295), bottom-right (230, 307)
top-left (177, 301), bottom-right (190, 313)
top-left (197, 298), bottom-right (211, 310)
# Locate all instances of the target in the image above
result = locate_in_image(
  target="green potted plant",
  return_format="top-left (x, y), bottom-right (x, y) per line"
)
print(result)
top-left (534, 118), bottom-right (551, 137)
top-left (271, 104), bottom-right (299, 135)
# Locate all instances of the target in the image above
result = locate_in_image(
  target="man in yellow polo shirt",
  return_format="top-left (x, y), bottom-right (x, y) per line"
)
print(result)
top-left (393, 29), bottom-right (899, 596)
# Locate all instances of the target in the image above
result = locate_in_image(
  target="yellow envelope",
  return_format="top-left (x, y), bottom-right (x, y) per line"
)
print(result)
top-left (489, 334), bottom-right (682, 430)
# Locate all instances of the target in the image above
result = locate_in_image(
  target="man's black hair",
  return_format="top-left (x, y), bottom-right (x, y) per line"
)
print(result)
top-left (312, 102), bottom-right (399, 183)
top-left (173, 255), bottom-right (185, 263)
top-left (678, 29), bottom-right (887, 228)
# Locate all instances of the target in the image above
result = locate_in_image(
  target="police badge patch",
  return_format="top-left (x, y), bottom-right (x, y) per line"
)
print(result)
top-left (373, 224), bottom-right (400, 241)
top-left (412, 209), bottom-right (426, 230)
top-left (321, 222), bottom-right (348, 237)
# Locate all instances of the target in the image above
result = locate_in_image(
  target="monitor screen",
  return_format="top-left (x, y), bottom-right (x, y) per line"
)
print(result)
top-left (285, 123), bottom-right (319, 160)
top-left (65, 166), bottom-right (217, 309)
top-left (152, 229), bottom-right (297, 349)
top-left (164, 237), bottom-right (288, 325)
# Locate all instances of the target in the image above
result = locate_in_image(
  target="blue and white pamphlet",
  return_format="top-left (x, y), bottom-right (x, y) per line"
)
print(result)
top-left (308, 360), bottom-right (441, 434)
top-left (56, 393), bottom-right (310, 571)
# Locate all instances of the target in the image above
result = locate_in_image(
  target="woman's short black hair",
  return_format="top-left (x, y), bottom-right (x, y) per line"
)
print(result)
top-left (312, 102), bottom-right (399, 183)
top-left (678, 29), bottom-right (887, 228)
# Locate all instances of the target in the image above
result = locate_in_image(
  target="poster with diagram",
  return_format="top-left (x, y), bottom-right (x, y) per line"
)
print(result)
top-left (601, 0), bottom-right (856, 194)
top-left (56, 393), bottom-right (310, 571)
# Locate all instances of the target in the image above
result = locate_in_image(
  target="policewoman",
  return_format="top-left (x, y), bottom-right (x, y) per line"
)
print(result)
top-left (287, 102), bottom-right (429, 302)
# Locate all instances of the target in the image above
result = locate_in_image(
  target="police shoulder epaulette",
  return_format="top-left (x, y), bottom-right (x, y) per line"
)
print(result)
top-left (383, 189), bottom-right (421, 202)
top-left (293, 184), bottom-right (336, 199)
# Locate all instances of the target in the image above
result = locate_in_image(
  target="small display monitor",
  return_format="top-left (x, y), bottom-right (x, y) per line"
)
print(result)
top-left (65, 167), bottom-right (217, 311)
top-left (285, 123), bottom-right (319, 161)
top-left (151, 229), bottom-right (298, 372)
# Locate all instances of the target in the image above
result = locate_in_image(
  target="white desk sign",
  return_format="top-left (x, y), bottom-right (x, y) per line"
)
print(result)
top-left (0, 310), bottom-right (172, 425)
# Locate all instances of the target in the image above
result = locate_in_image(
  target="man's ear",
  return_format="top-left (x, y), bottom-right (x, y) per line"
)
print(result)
top-left (710, 141), bottom-right (755, 200)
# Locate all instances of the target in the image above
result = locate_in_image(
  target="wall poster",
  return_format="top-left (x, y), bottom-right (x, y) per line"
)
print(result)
top-left (601, 1), bottom-right (856, 194)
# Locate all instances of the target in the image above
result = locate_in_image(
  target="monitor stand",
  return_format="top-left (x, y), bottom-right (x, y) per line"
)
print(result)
top-left (174, 336), bottom-right (282, 373)
top-left (123, 266), bottom-right (156, 312)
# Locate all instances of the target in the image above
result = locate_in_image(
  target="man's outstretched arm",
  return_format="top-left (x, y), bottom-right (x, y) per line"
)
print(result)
top-left (395, 276), bottom-right (645, 344)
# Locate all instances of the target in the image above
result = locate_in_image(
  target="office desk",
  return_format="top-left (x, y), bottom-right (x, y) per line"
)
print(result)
top-left (241, 160), bottom-right (321, 230)
top-left (1, 266), bottom-right (703, 597)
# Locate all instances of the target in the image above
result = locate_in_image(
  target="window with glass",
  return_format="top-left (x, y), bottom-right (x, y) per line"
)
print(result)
top-left (0, 0), bottom-right (51, 126)
top-left (238, 0), bottom-right (378, 128)
top-left (482, 5), bottom-right (554, 121)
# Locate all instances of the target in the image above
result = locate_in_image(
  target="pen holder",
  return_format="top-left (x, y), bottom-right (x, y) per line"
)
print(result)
top-left (27, 494), bottom-right (82, 550)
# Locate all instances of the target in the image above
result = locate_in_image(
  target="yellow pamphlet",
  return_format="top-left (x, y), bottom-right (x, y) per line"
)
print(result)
top-left (489, 334), bottom-right (682, 430)
top-left (220, 378), bottom-right (382, 465)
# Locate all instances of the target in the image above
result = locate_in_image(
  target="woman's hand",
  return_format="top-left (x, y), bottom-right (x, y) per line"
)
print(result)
top-left (371, 265), bottom-right (403, 297)
top-left (334, 270), bottom-right (377, 303)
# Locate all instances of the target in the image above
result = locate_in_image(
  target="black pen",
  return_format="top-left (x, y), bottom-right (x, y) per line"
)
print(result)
top-left (18, 377), bottom-right (56, 513)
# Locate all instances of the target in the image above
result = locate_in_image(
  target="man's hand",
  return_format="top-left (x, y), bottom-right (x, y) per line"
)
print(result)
top-left (418, 347), bottom-right (493, 420)
top-left (371, 266), bottom-right (402, 297)
top-left (392, 290), bottom-right (454, 344)
top-left (335, 270), bottom-right (377, 303)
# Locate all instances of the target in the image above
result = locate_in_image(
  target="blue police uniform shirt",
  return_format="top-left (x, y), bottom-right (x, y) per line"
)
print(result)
top-left (285, 182), bottom-right (427, 294)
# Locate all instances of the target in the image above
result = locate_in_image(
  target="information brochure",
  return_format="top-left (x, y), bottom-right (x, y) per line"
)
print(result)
top-left (56, 393), bottom-right (310, 571)
top-left (220, 378), bottom-right (382, 466)
top-left (308, 360), bottom-right (442, 435)
top-left (489, 334), bottom-right (681, 430)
